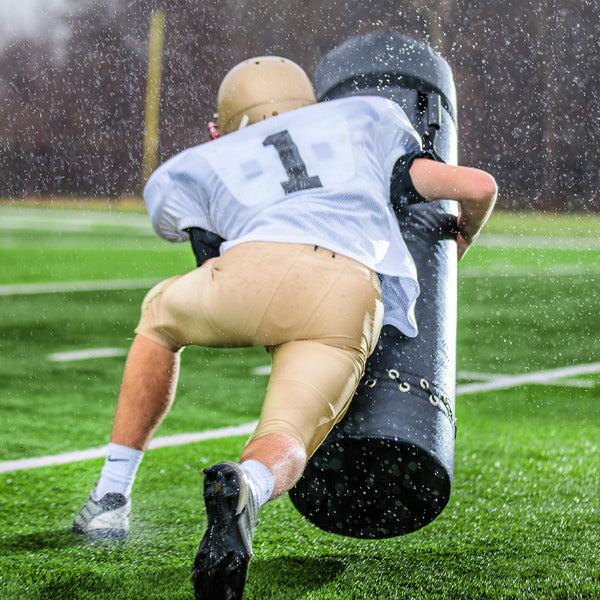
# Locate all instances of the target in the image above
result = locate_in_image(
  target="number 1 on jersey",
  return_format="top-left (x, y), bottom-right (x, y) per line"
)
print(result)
top-left (263, 130), bottom-right (323, 194)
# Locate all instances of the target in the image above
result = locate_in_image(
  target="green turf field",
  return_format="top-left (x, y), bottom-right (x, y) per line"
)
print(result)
top-left (1, 205), bottom-right (599, 599)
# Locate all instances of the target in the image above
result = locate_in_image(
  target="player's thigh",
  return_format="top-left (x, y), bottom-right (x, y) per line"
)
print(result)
top-left (135, 264), bottom-right (239, 350)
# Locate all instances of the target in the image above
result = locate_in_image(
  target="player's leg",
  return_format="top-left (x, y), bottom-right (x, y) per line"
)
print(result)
top-left (193, 243), bottom-right (382, 506)
top-left (244, 337), bottom-right (371, 484)
top-left (72, 250), bottom-right (286, 542)
top-left (72, 334), bottom-right (181, 540)
top-left (111, 334), bottom-right (181, 451)
top-left (73, 274), bottom-right (193, 541)
top-left (240, 432), bottom-right (306, 499)
top-left (192, 338), bottom-right (371, 600)
top-left (193, 254), bottom-right (383, 600)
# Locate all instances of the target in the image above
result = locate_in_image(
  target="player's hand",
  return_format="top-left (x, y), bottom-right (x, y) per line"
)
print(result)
top-left (456, 208), bottom-right (480, 261)
top-left (456, 231), bottom-right (471, 261)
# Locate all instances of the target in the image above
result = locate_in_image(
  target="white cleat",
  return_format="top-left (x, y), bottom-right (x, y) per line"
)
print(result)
top-left (72, 492), bottom-right (130, 542)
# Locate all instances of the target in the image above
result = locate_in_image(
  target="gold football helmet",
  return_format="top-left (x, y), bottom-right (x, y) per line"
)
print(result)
top-left (216, 56), bottom-right (317, 134)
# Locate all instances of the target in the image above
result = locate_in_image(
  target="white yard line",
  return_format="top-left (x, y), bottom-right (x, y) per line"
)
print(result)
top-left (48, 348), bottom-right (127, 362)
top-left (0, 364), bottom-right (597, 475)
top-left (459, 263), bottom-right (600, 278)
top-left (0, 220), bottom-right (156, 235)
top-left (0, 208), bottom-right (151, 229)
top-left (0, 278), bottom-right (161, 296)
top-left (0, 422), bottom-right (259, 474)
top-left (477, 234), bottom-right (600, 250)
top-left (253, 365), bottom-right (600, 387)
top-left (456, 362), bottom-right (600, 395)
top-left (456, 370), bottom-right (596, 389)
top-left (0, 220), bottom-right (97, 232)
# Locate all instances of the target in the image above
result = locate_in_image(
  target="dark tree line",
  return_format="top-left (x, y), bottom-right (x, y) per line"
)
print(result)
top-left (0, 0), bottom-right (598, 211)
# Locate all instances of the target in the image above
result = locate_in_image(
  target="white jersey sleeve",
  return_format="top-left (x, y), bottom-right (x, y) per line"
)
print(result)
top-left (143, 152), bottom-right (216, 242)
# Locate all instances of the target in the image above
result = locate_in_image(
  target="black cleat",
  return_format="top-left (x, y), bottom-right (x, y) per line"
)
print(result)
top-left (192, 462), bottom-right (259, 600)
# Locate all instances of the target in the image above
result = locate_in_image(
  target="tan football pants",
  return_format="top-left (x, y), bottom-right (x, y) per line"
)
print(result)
top-left (136, 242), bottom-right (383, 457)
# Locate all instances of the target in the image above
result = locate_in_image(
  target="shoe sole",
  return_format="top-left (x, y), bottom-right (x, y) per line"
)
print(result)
top-left (191, 463), bottom-right (251, 600)
top-left (72, 523), bottom-right (128, 542)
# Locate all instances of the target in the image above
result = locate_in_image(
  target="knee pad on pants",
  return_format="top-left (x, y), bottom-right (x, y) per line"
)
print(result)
top-left (135, 276), bottom-right (185, 352)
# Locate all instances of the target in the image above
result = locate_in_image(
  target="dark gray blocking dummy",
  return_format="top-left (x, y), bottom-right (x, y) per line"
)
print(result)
top-left (289, 32), bottom-right (459, 538)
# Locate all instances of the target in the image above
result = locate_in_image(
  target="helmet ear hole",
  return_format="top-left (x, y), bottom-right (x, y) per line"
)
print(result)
top-left (216, 56), bottom-right (317, 134)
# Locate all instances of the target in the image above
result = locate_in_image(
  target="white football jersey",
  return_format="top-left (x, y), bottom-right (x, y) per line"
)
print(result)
top-left (144, 96), bottom-right (425, 336)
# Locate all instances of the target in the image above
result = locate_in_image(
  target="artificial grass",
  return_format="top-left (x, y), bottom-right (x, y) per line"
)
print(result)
top-left (1, 383), bottom-right (598, 600)
top-left (1, 207), bottom-right (599, 599)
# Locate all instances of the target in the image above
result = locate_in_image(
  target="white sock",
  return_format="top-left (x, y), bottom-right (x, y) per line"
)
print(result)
top-left (93, 443), bottom-right (144, 500)
top-left (240, 459), bottom-right (274, 508)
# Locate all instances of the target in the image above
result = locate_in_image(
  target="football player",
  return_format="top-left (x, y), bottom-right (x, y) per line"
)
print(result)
top-left (73, 56), bottom-right (496, 600)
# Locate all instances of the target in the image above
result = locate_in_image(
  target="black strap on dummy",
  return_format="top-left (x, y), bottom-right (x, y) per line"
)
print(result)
top-left (185, 227), bottom-right (225, 267)
top-left (421, 92), bottom-right (445, 163)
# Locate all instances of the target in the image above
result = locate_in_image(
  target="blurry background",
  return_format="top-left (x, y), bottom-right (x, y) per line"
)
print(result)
top-left (0, 0), bottom-right (598, 211)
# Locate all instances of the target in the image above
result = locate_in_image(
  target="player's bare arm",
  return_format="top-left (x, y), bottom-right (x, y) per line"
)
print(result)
top-left (409, 158), bottom-right (498, 260)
